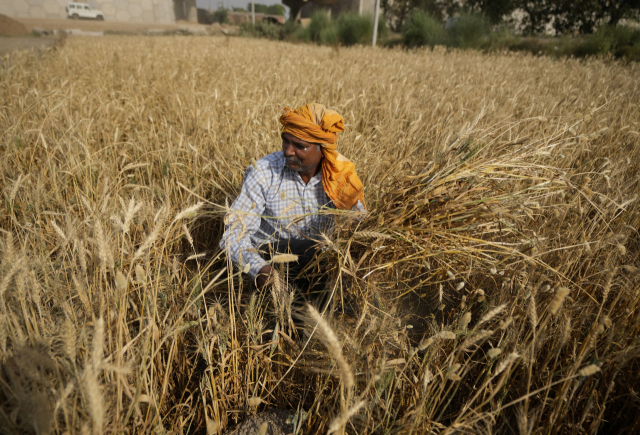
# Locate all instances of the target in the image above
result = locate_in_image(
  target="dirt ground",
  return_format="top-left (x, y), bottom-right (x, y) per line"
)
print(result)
top-left (0, 14), bottom-right (29, 36)
top-left (0, 17), bottom-right (214, 57)
top-left (14, 17), bottom-right (205, 33)
top-left (0, 37), bottom-right (55, 57)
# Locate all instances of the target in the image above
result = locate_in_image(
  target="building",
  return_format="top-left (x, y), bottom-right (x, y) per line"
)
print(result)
top-left (226, 12), bottom-right (286, 25)
top-left (0, 0), bottom-right (176, 24)
top-left (173, 0), bottom-right (197, 22)
top-left (283, 0), bottom-right (377, 21)
top-left (0, 0), bottom-right (375, 25)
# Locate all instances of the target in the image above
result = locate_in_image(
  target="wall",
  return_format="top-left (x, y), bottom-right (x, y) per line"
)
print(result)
top-left (227, 12), bottom-right (286, 25)
top-left (173, 0), bottom-right (196, 22)
top-left (358, 0), bottom-right (376, 16)
top-left (299, 0), bottom-right (379, 19)
top-left (0, 0), bottom-right (176, 24)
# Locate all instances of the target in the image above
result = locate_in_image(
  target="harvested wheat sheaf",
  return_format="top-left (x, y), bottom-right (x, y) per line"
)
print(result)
top-left (0, 36), bottom-right (638, 435)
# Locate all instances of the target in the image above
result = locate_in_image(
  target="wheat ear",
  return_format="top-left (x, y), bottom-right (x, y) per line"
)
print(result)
top-left (307, 305), bottom-right (354, 390)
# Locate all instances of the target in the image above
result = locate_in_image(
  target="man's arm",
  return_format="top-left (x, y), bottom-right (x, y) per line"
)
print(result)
top-left (219, 165), bottom-right (271, 281)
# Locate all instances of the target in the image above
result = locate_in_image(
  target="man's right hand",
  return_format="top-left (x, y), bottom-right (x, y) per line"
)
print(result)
top-left (256, 265), bottom-right (273, 290)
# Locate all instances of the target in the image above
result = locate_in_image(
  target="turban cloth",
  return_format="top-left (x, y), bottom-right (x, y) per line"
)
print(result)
top-left (279, 103), bottom-right (366, 210)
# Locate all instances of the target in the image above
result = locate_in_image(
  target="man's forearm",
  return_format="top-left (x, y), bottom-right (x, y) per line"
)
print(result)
top-left (244, 252), bottom-right (268, 278)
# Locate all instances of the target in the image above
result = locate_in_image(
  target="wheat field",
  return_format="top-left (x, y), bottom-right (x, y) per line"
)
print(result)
top-left (1, 36), bottom-right (639, 434)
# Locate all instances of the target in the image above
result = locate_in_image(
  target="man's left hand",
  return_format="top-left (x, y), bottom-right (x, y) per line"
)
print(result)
top-left (256, 265), bottom-right (273, 290)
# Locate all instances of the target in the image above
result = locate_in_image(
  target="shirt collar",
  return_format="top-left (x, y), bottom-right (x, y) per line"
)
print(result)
top-left (308, 170), bottom-right (322, 186)
top-left (283, 160), bottom-right (323, 187)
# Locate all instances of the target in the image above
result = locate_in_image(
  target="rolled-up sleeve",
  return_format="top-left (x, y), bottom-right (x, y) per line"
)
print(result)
top-left (219, 165), bottom-right (269, 278)
top-left (352, 200), bottom-right (366, 213)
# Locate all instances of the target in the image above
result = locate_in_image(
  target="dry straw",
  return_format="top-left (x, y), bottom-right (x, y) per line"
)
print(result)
top-left (459, 311), bottom-right (472, 331)
top-left (270, 254), bottom-right (299, 263)
top-left (477, 304), bottom-right (507, 328)
top-left (135, 264), bottom-right (146, 284)
top-left (487, 348), bottom-right (502, 359)
top-left (578, 365), bottom-right (601, 377)
top-left (439, 331), bottom-right (457, 340)
top-left (549, 287), bottom-right (570, 315)
top-left (307, 305), bottom-right (354, 390)
top-left (1, 35), bottom-right (639, 435)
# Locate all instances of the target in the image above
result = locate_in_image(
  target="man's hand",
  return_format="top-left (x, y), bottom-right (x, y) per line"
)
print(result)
top-left (256, 265), bottom-right (273, 290)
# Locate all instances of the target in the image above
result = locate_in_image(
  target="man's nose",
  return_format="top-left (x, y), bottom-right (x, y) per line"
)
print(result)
top-left (283, 143), bottom-right (295, 156)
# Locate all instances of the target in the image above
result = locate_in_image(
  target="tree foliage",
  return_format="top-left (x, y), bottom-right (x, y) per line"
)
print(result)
top-left (381, 0), bottom-right (447, 32)
top-left (519, 0), bottom-right (553, 34)
top-left (553, 0), bottom-right (640, 34)
top-left (465, 0), bottom-right (516, 25)
top-left (382, 0), bottom-right (640, 34)
top-left (212, 8), bottom-right (229, 24)
top-left (245, 3), bottom-right (287, 16)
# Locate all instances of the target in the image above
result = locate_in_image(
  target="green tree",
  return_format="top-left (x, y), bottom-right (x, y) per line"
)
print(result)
top-left (337, 13), bottom-right (374, 46)
top-left (465, 0), bottom-right (516, 25)
top-left (381, 0), bottom-right (446, 32)
top-left (553, 0), bottom-right (640, 34)
top-left (212, 8), bottom-right (229, 23)
top-left (308, 10), bottom-right (333, 43)
top-left (519, 0), bottom-right (553, 34)
top-left (248, 3), bottom-right (286, 15)
top-left (402, 10), bottom-right (444, 47)
top-left (446, 13), bottom-right (490, 47)
top-left (266, 4), bottom-right (286, 15)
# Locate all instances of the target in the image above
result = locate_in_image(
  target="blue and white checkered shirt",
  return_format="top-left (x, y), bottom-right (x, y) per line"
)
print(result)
top-left (220, 151), bottom-right (364, 278)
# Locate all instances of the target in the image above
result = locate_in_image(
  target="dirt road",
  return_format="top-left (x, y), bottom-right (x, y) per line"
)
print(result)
top-left (0, 37), bottom-right (55, 57)
top-left (15, 17), bottom-right (204, 33)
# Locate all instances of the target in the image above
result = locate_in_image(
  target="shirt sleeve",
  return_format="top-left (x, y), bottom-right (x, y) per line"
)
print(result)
top-left (351, 200), bottom-right (366, 213)
top-left (219, 165), bottom-right (270, 278)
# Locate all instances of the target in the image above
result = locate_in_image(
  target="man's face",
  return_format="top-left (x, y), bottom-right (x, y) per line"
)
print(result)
top-left (282, 133), bottom-right (323, 173)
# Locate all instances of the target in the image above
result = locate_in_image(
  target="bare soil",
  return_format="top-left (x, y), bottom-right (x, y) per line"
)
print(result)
top-left (0, 37), bottom-right (54, 57)
top-left (0, 14), bottom-right (29, 36)
top-left (13, 17), bottom-right (205, 33)
top-left (0, 17), bottom-right (229, 58)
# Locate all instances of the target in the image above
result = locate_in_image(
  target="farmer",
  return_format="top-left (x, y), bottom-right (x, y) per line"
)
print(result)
top-left (220, 103), bottom-right (365, 292)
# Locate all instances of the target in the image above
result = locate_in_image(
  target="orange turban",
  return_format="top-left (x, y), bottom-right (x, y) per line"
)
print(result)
top-left (279, 103), bottom-right (366, 210)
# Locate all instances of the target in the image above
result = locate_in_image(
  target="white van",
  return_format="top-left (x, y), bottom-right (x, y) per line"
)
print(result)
top-left (66, 2), bottom-right (105, 20)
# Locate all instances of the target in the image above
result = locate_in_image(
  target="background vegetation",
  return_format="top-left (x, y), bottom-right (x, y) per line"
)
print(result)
top-left (209, 3), bottom-right (286, 25)
top-left (388, 0), bottom-right (640, 59)
top-left (231, 3), bottom-right (286, 15)
top-left (241, 11), bottom-right (387, 46)
top-left (237, 0), bottom-right (639, 61)
top-left (383, 0), bottom-right (640, 35)
top-left (400, 11), bottom-right (640, 61)
top-left (0, 36), bottom-right (639, 434)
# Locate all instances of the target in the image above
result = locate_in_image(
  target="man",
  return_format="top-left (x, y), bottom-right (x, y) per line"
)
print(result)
top-left (220, 103), bottom-right (365, 290)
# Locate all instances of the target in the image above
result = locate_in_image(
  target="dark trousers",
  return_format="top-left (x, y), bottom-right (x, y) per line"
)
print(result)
top-left (261, 238), bottom-right (328, 304)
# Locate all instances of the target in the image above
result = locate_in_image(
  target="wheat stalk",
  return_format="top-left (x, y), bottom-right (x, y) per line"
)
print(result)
top-left (307, 305), bottom-right (354, 390)
top-left (477, 304), bottom-right (507, 328)
top-left (2, 35), bottom-right (639, 435)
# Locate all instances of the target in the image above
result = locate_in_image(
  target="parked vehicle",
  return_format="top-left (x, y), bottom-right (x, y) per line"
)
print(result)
top-left (66, 2), bottom-right (105, 20)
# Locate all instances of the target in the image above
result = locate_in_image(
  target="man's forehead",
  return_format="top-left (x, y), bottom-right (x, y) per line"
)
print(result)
top-left (283, 133), bottom-right (317, 147)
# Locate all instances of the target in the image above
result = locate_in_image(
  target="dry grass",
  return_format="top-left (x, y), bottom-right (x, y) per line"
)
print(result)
top-left (1, 36), bottom-right (639, 434)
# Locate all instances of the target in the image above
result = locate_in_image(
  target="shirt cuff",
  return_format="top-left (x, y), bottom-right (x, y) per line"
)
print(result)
top-left (247, 259), bottom-right (269, 279)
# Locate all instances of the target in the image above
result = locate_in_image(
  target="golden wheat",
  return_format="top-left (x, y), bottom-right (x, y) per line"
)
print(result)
top-left (0, 35), bottom-right (638, 434)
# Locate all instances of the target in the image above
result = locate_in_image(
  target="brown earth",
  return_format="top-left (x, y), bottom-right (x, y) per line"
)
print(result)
top-left (13, 17), bottom-right (204, 33)
top-left (0, 37), bottom-right (54, 57)
top-left (0, 16), bottom-right (240, 58)
top-left (0, 14), bottom-right (29, 36)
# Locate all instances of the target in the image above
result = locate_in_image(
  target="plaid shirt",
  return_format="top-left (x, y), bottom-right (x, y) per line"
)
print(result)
top-left (220, 151), bottom-right (364, 278)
